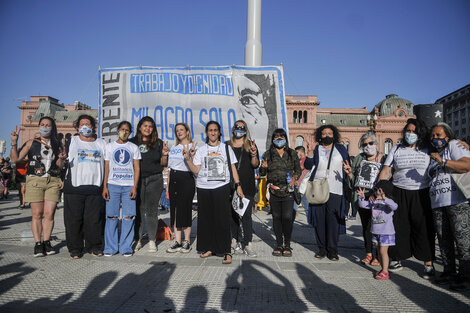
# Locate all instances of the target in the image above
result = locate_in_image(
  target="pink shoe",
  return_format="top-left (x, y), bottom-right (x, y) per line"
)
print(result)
top-left (375, 270), bottom-right (389, 280)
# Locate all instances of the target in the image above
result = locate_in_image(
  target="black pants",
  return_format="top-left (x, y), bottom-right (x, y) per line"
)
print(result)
top-left (231, 196), bottom-right (254, 245)
top-left (357, 205), bottom-right (374, 255)
top-left (64, 193), bottom-right (105, 255)
top-left (312, 193), bottom-right (342, 254)
top-left (196, 184), bottom-right (231, 254)
top-left (270, 194), bottom-right (294, 248)
top-left (169, 170), bottom-right (195, 228)
top-left (389, 187), bottom-right (435, 262)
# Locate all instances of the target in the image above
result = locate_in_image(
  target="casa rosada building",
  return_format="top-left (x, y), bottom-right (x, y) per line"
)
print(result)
top-left (18, 94), bottom-right (415, 156)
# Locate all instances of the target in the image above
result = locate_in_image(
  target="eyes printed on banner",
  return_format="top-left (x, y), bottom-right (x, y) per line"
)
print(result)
top-left (113, 148), bottom-right (132, 166)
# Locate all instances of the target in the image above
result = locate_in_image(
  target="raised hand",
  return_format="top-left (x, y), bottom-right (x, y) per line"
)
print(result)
top-left (260, 158), bottom-right (268, 168)
top-left (162, 141), bottom-right (169, 156)
top-left (357, 187), bottom-right (366, 199)
top-left (11, 125), bottom-right (20, 143)
top-left (182, 144), bottom-right (191, 160)
top-left (306, 136), bottom-right (316, 155)
top-left (189, 141), bottom-right (197, 158)
top-left (250, 139), bottom-right (257, 155)
top-left (343, 160), bottom-right (352, 178)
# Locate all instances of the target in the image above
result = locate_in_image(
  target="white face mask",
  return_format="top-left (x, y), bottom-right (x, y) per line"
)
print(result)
top-left (363, 144), bottom-right (377, 156)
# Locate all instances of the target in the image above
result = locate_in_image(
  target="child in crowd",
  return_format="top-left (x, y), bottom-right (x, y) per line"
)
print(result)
top-left (102, 121), bottom-right (141, 256)
top-left (357, 180), bottom-right (398, 280)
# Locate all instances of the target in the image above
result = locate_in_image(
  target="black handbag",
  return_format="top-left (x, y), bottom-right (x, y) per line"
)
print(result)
top-left (292, 186), bottom-right (302, 205)
top-left (225, 144), bottom-right (237, 198)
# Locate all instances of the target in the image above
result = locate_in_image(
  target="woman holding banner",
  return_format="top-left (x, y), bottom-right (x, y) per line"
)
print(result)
top-left (183, 121), bottom-right (244, 264)
top-left (131, 116), bottom-right (169, 253)
top-left (227, 120), bottom-right (259, 257)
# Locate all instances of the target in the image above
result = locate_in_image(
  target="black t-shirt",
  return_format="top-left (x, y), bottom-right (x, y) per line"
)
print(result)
top-left (1, 164), bottom-right (12, 180)
top-left (232, 146), bottom-right (259, 197)
top-left (130, 137), bottom-right (163, 178)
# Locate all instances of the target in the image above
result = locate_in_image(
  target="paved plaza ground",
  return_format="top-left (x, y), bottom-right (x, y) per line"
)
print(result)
top-left (1, 190), bottom-right (469, 312)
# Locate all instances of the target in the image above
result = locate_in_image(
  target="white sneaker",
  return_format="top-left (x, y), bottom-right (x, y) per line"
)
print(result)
top-left (135, 241), bottom-right (142, 251)
top-left (148, 240), bottom-right (157, 253)
top-left (243, 242), bottom-right (257, 258)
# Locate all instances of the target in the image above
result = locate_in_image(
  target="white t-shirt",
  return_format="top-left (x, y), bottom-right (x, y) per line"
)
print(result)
top-left (168, 143), bottom-right (193, 172)
top-left (67, 136), bottom-right (106, 187)
top-left (105, 141), bottom-right (141, 186)
top-left (192, 143), bottom-right (237, 189)
top-left (384, 145), bottom-right (430, 190)
top-left (314, 145), bottom-right (344, 195)
top-left (429, 140), bottom-right (470, 209)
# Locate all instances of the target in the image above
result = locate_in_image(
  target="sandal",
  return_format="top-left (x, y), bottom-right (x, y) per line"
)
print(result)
top-left (370, 258), bottom-right (381, 266)
top-left (361, 254), bottom-right (373, 264)
top-left (375, 270), bottom-right (389, 280)
top-left (282, 247), bottom-right (292, 257)
top-left (272, 247), bottom-right (283, 257)
top-left (200, 251), bottom-right (213, 258)
top-left (222, 254), bottom-right (232, 264)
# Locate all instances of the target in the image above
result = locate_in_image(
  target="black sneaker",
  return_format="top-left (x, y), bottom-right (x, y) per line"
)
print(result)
top-left (389, 261), bottom-right (403, 272)
top-left (180, 240), bottom-right (191, 253)
top-left (315, 250), bottom-right (327, 259)
top-left (34, 242), bottom-right (46, 257)
top-left (166, 241), bottom-right (182, 253)
top-left (43, 240), bottom-right (56, 255)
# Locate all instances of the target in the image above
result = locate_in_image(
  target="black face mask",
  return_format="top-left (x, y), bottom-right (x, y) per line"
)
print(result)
top-left (321, 136), bottom-right (334, 145)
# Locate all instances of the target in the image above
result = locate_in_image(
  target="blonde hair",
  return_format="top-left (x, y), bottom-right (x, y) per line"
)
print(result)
top-left (229, 120), bottom-right (251, 152)
top-left (175, 123), bottom-right (192, 145)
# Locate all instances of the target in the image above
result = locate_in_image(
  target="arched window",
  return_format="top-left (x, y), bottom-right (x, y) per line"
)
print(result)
top-left (298, 111), bottom-right (303, 123)
top-left (293, 111), bottom-right (297, 123)
top-left (295, 136), bottom-right (304, 148)
top-left (384, 139), bottom-right (393, 155)
top-left (303, 110), bottom-right (307, 123)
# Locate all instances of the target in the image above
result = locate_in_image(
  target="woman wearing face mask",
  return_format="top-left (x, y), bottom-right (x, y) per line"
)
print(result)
top-left (304, 125), bottom-right (350, 261)
top-left (184, 121), bottom-right (244, 264)
top-left (378, 118), bottom-right (435, 279)
top-left (62, 115), bottom-right (107, 259)
top-left (260, 128), bottom-right (301, 257)
top-left (227, 120), bottom-right (259, 257)
top-left (10, 117), bottom-right (66, 257)
top-left (427, 123), bottom-right (470, 291)
top-left (102, 121), bottom-right (141, 257)
top-left (343, 131), bottom-right (385, 266)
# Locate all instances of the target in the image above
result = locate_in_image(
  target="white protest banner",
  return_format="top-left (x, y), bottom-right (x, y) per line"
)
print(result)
top-left (99, 65), bottom-right (287, 153)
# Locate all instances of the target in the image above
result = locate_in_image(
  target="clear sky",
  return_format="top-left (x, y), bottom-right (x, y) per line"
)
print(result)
top-left (1, 0), bottom-right (469, 152)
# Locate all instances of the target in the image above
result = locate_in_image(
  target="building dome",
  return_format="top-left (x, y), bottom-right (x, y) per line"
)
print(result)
top-left (375, 94), bottom-right (414, 116)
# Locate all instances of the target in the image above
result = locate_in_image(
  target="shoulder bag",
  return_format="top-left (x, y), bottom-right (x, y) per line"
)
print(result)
top-left (305, 146), bottom-right (334, 205)
top-left (451, 171), bottom-right (470, 199)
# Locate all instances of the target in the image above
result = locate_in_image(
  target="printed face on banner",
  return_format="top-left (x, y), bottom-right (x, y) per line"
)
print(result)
top-left (99, 66), bottom-right (286, 154)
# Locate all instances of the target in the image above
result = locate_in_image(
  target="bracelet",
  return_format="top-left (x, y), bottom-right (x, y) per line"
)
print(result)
top-left (235, 182), bottom-right (241, 187)
top-left (11, 144), bottom-right (17, 146)
top-left (440, 159), bottom-right (447, 167)
top-left (251, 154), bottom-right (257, 158)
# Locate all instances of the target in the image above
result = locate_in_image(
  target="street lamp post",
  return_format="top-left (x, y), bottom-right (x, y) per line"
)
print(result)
top-left (367, 114), bottom-right (378, 131)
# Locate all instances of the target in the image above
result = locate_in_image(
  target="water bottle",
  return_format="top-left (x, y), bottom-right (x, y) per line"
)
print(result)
top-left (287, 173), bottom-right (294, 192)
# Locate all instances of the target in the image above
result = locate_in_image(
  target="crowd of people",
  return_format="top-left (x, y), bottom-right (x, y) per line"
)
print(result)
top-left (7, 115), bottom-right (470, 291)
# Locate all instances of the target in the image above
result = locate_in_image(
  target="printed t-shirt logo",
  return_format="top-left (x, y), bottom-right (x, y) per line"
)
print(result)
top-left (139, 144), bottom-right (148, 153)
top-left (113, 148), bottom-right (132, 166)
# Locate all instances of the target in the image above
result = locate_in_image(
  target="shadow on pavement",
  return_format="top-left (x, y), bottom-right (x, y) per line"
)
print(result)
top-left (392, 271), bottom-right (470, 312)
top-left (221, 260), bottom-right (309, 312)
top-left (0, 262), bottom-right (177, 313)
top-left (296, 263), bottom-right (368, 312)
top-left (0, 252), bottom-right (35, 297)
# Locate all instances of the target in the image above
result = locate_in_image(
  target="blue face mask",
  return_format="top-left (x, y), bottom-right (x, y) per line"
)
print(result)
top-left (233, 130), bottom-right (246, 139)
top-left (431, 138), bottom-right (447, 150)
top-left (273, 139), bottom-right (286, 148)
top-left (79, 125), bottom-right (93, 137)
top-left (405, 133), bottom-right (418, 145)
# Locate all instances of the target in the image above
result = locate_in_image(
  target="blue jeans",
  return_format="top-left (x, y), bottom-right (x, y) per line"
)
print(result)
top-left (104, 184), bottom-right (136, 255)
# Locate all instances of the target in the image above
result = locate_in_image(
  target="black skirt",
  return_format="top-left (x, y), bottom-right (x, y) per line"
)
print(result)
top-left (169, 169), bottom-right (195, 228)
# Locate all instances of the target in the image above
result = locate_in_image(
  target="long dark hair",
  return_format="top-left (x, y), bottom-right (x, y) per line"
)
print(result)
top-left (401, 118), bottom-right (429, 149)
top-left (135, 116), bottom-right (159, 149)
top-left (205, 121), bottom-right (221, 143)
top-left (38, 116), bottom-right (61, 154)
top-left (270, 128), bottom-right (289, 150)
top-left (314, 124), bottom-right (340, 145)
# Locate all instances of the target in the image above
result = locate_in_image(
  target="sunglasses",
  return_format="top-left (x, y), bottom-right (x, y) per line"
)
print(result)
top-left (361, 141), bottom-right (375, 148)
top-left (234, 125), bottom-right (246, 131)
